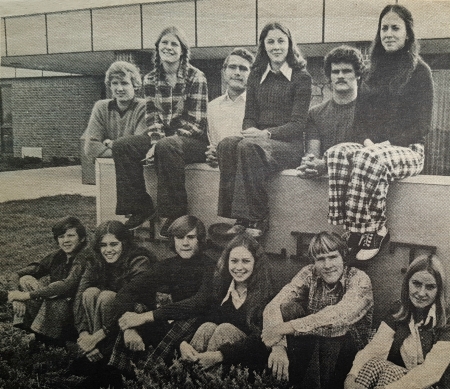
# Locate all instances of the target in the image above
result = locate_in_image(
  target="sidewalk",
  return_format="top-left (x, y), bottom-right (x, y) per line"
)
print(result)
top-left (0, 166), bottom-right (96, 203)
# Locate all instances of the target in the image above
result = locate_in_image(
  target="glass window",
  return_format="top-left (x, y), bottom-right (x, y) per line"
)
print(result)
top-left (47, 10), bottom-right (91, 53)
top-left (142, 1), bottom-right (195, 49)
top-left (5, 15), bottom-right (47, 56)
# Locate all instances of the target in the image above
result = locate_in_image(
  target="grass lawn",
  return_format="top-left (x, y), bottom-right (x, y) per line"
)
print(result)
top-left (0, 195), bottom-right (290, 388)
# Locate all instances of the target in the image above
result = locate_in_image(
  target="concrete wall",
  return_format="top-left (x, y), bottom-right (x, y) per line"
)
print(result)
top-left (1, 76), bottom-right (102, 161)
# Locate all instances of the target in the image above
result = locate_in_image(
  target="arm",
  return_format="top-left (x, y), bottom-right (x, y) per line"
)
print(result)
top-left (29, 249), bottom-right (89, 299)
top-left (144, 72), bottom-right (166, 143)
top-left (266, 71), bottom-right (312, 141)
top-left (132, 99), bottom-right (148, 136)
top-left (242, 71), bottom-right (259, 130)
top-left (386, 340), bottom-right (450, 389)
top-left (178, 70), bottom-right (208, 137)
top-left (83, 101), bottom-right (110, 159)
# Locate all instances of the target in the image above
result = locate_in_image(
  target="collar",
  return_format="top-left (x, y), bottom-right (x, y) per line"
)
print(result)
top-left (414, 303), bottom-right (437, 328)
top-left (108, 97), bottom-right (138, 112)
top-left (221, 280), bottom-right (247, 309)
top-left (224, 90), bottom-right (246, 103)
top-left (260, 62), bottom-right (292, 84)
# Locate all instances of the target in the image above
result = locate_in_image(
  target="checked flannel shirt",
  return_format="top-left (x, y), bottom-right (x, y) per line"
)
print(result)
top-left (264, 264), bottom-right (374, 349)
top-left (143, 63), bottom-right (208, 142)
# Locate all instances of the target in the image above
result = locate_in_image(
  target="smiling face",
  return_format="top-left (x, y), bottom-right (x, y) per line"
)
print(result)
top-left (314, 250), bottom-right (344, 285)
top-left (264, 28), bottom-right (289, 68)
top-left (380, 11), bottom-right (408, 53)
top-left (330, 62), bottom-right (359, 94)
top-left (110, 73), bottom-right (135, 105)
top-left (57, 227), bottom-right (83, 255)
top-left (228, 246), bottom-right (255, 286)
top-left (100, 233), bottom-right (123, 264)
top-left (409, 270), bottom-right (438, 311)
top-left (223, 55), bottom-right (251, 94)
top-left (174, 228), bottom-right (199, 259)
top-left (158, 33), bottom-right (182, 65)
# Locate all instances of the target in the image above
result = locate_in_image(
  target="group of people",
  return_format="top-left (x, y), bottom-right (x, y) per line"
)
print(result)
top-left (4, 3), bottom-right (446, 389)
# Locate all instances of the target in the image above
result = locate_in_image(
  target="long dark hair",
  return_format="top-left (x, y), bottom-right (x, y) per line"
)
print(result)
top-left (252, 22), bottom-right (306, 74)
top-left (92, 220), bottom-right (133, 262)
top-left (367, 5), bottom-right (420, 93)
top-left (393, 254), bottom-right (448, 328)
top-left (213, 233), bottom-right (273, 331)
top-left (153, 26), bottom-right (190, 80)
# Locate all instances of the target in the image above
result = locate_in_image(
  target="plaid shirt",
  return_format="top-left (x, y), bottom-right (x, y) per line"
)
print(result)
top-left (143, 64), bottom-right (208, 141)
top-left (264, 264), bottom-right (373, 348)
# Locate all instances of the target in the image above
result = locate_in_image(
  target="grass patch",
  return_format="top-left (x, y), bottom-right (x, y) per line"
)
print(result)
top-left (0, 195), bottom-right (290, 388)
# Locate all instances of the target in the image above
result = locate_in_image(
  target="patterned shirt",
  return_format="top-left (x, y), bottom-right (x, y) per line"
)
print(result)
top-left (264, 264), bottom-right (373, 347)
top-left (143, 63), bottom-right (208, 141)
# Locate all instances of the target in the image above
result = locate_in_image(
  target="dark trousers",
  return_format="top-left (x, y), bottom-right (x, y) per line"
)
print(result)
top-left (112, 135), bottom-right (207, 218)
top-left (281, 301), bottom-right (357, 389)
top-left (217, 136), bottom-right (303, 221)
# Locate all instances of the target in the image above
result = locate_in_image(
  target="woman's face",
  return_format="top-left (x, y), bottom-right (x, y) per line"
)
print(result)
top-left (100, 233), bottom-right (123, 263)
top-left (380, 11), bottom-right (408, 53)
top-left (264, 28), bottom-right (289, 67)
top-left (409, 270), bottom-right (438, 311)
top-left (158, 33), bottom-right (182, 65)
top-left (228, 246), bottom-right (255, 286)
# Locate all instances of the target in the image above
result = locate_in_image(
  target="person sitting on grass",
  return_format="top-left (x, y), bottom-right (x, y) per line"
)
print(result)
top-left (262, 231), bottom-right (373, 389)
top-left (83, 61), bottom-right (146, 160)
top-left (107, 215), bottom-right (216, 375)
top-left (118, 232), bottom-right (273, 376)
top-left (6, 216), bottom-right (89, 347)
top-left (72, 220), bottom-right (155, 388)
top-left (345, 254), bottom-right (450, 389)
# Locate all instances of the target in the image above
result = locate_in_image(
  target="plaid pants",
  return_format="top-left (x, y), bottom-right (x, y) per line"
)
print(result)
top-left (355, 358), bottom-right (408, 388)
top-left (324, 142), bottom-right (424, 233)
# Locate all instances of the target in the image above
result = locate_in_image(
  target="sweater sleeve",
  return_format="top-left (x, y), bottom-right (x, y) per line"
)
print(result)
top-left (83, 100), bottom-right (110, 159)
top-left (266, 71), bottom-right (312, 141)
top-left (29, 248), bottom-right (89, 299)
top-left (133, 99), bottom-right (148, 136)
top-left (242, 71), bottom-right (259, 130)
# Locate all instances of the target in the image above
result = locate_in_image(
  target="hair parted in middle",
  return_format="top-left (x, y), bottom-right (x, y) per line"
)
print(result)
top-left (252, 22), bottom-right (306, 74)
top-left (308, 231), bottom-right (348, 263)
top-left (105, 61), bottom-right (142, 89)
top-left (166, 215), bottom-right (207, 252)
top-left (222, 47), bottom-right (255, 69)
top-left (324, 45), bottom-right (365, 80)
top-left (153, 26), bottom-right (190, 78)
top-left (92, 220), bottom-right (133, 257)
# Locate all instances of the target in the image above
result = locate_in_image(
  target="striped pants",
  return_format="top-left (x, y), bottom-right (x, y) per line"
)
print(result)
top-left (323, 142), bottom-right (424, 233)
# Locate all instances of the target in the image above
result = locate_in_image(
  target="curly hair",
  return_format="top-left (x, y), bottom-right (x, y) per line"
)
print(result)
top-left (252, 22), bottom-right (306, 74)
top-left (212, 233), bottom-right (273, 331)
top-left (324, 45), bottom-right (365, 80)
top-left (105, 61), bottom-right (142, 89)
top-left (153, 26), bottom-right (190, 80)
top-left (393, 254), bottom-right (448, 328)
top-left (367, 4), bottom-right (420, 93)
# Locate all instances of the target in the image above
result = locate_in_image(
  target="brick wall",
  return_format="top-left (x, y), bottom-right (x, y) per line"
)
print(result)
top-left (8, 76), bottom-right (103, 161)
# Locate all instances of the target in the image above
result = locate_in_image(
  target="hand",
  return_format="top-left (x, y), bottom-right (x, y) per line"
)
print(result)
top-left (344, 374), bottom-right (365, 389)
top-left (296, 154), bottom-right (326, 178)
top-left (119, 311), bottom-right (151, 330)
top-left (12, 301), bottom-right (26, 317)
top-left (179, 341), bottom-right (199, 362)
top-left (262, 325), bottom-right (284, 348)
top-left (177, 129), bottom-right (191, 137)
top-left (77, 332), bottom-right (101, 354)
top-left (123, 329), bottom-right (145, 351)
top-left (205, 145), bottom-right (218, 167)
top-left (86, 348), bottom-right (103, 362)
top-left (8, 290), bottom-right (30, 302)
top-left (197, 351), bottom-right (223, 369)
top-left (143, 145), bottom-right (156, 164)
top-left (268, 345), bottom-right (289, 381)
top-left (241, 127), bottom-right (268, 139)
top-left (103, 139), bottom-right (113, 148)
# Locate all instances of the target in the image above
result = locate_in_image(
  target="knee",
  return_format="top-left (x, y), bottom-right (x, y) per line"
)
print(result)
top-left (280, 301), bottom-right (305, 322)
top-left (212, 323), bottom-right (237, 338)
top-left (154, 136), bottom-right (178, 155)
top-left (82, 287), bottom-right (101, 304)
top-left (111, 136), bottom-right (129, 154)
top-left (19, 275), bottom-right (39, 291)
top-left (97, 290), bottom-right (117, 306)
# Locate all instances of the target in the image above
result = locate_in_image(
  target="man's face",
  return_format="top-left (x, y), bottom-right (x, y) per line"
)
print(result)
top-left (314, 250), bottom-right (344, 285)
top-left (110, 73), bottom-right (135, 104)
top-left (174, 228), bottom-right (199, 259)
top-left (330, 62), bottom-right (359, 94)
top-left (58, 227), bottom-right (83, 255)
top-left (223, 55), bottom-right (251, 93)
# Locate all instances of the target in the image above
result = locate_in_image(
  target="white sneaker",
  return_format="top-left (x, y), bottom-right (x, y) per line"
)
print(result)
top-left (356, 226), bottom-right (390, 261)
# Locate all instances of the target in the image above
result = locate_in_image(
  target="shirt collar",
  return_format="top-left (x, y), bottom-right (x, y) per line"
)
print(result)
top-left (260, 62), bottom-right (292, 84)
top-left (221, 279), bottom-right (247, 309)
top-left (415, 303), bottom-right (437, 328)
top-left (108, 97), bottom-right (138, 113)
top-left (224, 90), bottom-right (246, 103)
